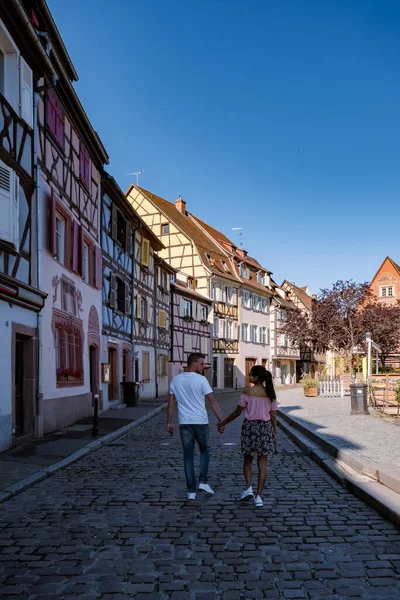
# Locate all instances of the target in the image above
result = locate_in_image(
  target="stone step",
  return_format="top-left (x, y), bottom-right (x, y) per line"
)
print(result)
top-left (109, 403), bottom-right (127, 410)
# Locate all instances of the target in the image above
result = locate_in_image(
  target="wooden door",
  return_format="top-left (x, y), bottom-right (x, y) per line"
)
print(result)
top-left (245, 358), bottom-right (256, 387)
top-left (108, 347), bottom-right (118, 401)
top-left (224, 358), bottom-right (234, 388)
top-left (213, 357), bottom-right (218, 388)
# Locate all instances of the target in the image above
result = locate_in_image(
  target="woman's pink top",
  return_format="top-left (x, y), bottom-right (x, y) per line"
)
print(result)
top-left (239, 393), bottom-right (278, 421)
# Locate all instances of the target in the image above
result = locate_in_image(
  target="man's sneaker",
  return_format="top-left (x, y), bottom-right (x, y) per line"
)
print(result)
top-left (198, 483), bottom-right (214, 495)
top-left (239, 487), bottom-right (254, 501)
top-left (254, 495), bottom-right (263, 507)
top-left (187, 492), bottom-right (196, 500)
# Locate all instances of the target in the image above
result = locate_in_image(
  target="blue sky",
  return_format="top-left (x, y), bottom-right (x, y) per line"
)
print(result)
top-left (48, 0), bottom-right (400, 293)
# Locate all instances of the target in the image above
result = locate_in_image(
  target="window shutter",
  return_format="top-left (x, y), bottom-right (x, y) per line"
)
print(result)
top-left (0, 161), bottom-right (13, 245)
top-left (219, 320), bottom-right (225, 339)
top-left (47, 92), bottom-right (57, 137)
top-left (125, 222), bottom-right (131, 253)
top-left (233, 322), bottom-right (238, 340)
top-left (213, 317), bottom-right (219, 338)
top-left (110, 273), bottom-right (116, 308)
top-left (72, 221), bottom-right (80, 273)
top-left (50, 189), bottom-right (57, 255)
top-left (111, 204), bottom-right (118, 240)
top-left (142, 239), bottom-right (150, 266)
top-left (20, 57), bottom-right (33, 127)
top-left (79, 226), bottom-right (84, 276)
top-left (136, 294), bottom-right (141, 319)
top-left (232, 289), bottom-right (237, 305)
top-left (157, 267), bottom-right (161, 287)
top-left (147, 302), bottom-right (152, 323)
top-left (179, 298), bottom-right (185, 317)
top-left (124, 281), bottom-right (130, 314)
top-left (166, 274), bottom-right (170, 292)
top-left (94, 246), bottom-right (102, 289)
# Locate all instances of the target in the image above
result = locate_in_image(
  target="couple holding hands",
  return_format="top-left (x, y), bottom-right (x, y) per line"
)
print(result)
top-left (167, 353), bottom-right (277, 508)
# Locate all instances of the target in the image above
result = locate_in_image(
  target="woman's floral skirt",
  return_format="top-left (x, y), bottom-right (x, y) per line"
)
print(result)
top-left (241, 418), bottom-right (277, 457)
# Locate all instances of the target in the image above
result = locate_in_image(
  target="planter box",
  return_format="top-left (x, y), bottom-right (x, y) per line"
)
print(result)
top-left (304, 387), bottom-right (318, 397)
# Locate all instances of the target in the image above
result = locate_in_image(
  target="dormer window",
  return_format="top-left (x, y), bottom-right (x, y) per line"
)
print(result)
top-left (245, 268), bottom-right (250, 280)
top-left (263, 274), bottom-right (270, 287)
top-left (239, 263), bottom-right (244, 277)
top-left (257, 271), bottom-right (262, 284)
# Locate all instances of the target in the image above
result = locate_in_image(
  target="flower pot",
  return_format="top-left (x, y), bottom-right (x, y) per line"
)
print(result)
top-left (304, 387), bottom-right (318, 397)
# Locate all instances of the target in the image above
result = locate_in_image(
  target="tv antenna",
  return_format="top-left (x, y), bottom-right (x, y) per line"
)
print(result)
top-left (232, 227), bottom-right (244, 247)
top-left (125, 169), bottom-right (145, 185)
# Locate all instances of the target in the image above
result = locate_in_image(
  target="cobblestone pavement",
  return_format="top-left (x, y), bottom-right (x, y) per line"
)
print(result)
top-left (277, 388), bottom-right (400, 468)
top-left (0, 394), bottom-right (400, 600)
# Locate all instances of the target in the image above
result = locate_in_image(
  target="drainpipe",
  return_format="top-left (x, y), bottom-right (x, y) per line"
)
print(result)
top-left (154, 261), bottom-right (158, 398)
top-left (33, 90), bottom-right (43, 438)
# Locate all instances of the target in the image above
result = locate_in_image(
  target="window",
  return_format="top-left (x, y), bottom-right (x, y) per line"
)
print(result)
top-left (381, 286), bottom-right (394, 297)
top-left (54, 309), bottom-right (84, 387)
top-left (142, 351), bottom-right (150, 382)
top-left (116, 211), bottom-right (126, 248)
top-left (82, 242), bottom-right (89, 283)
top-left (141, 296), bottom-right (148, 321)
top-left (226, 320), bottom-right (233, 340)
top-left (47, 92), bottom-right (64, 148)
top-left (170, 273), bottom-right (176, 284)
top-left (252, 294), bottom-right (258, 310)
top-left (61, 276), bottom-right (77, 315)
top-left (262, 298), bottom-right (269, 313)
top-left (260, 327), bottom-right (267, 345)
top-left (222, 261), bottom-right (229, 272)
top-left (188, 278), bottom-right (197, 290)
top-left (213, 317), bottom-right (220, 338)
top-left (228, 288), bottom-right (237, 305)
top-left (277, 309), bottom-right (286, 321)
top-left (251, 325), bottom-right (258, 343)
top-left (55, 212), bottom-right (66, 265)
top-left (257, 271), bottom-right (262, 285)
top-left (79, 142), bottom-right (90, 189)
top-left (116, 277), bottom-right (126, 313)
top-left (141, 238), bottom-right (150, 266)
top-left (279, 333), bottom-right (286, 347)
top-left (161, 223), bottom-right (170, 235)
top-left (245, 268), bottom-right (251, 280)
top-left (184, 334), bottom-right (192, 353)
top-left (183, 300), bottom-right (192, 317)
top-left (0, 161), bottom-right (19, 248)
top-left (201, 305), bottom-right (208, 322)
top-left (158, 309), bottom-right (167, 328)
top-left (200, 337), bottom-right (208, 355)
top-left (239, 263), bottom-right (244, 277)
top-left (158, 268), bottom-right (168, 289)
top-left (241, 323), bottom-right (249, 342)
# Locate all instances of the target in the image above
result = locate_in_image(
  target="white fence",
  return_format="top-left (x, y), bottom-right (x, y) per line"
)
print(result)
top-left (318, 377), bottom-right (344, 398)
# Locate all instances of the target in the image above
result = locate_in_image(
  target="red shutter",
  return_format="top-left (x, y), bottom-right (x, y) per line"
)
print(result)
top-left (94, 245), bottom-right (102, 289)
top-left (50, 189), bottom-right (56, 256)
top-left (79, 143), bottom-right (90, 188)
top-left (47, 93), bottom-right (56, 137)
top-left (79, 226), bottom-right (84, 276)
top-left (72, 221), bottom-right (80, 273)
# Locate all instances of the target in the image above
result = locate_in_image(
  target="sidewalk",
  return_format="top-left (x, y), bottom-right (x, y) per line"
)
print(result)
top-left (277, 387), bottom-right (400, 526)
top-left (0, 396), bottom-right (169, 502)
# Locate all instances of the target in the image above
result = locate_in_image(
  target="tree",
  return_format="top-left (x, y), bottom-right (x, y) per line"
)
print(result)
top-left (362, 302), bottom-right (400, 368)
top-left (283, 280), bottom-right (373, 376)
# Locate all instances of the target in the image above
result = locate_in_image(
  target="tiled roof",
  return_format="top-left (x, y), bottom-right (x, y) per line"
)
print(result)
top-left (287, 282), bottom-right (312, 310)
top-left (133, 186), bottom-right (240, 283)
top-left (172, 280), bottom-right (212, 303)
top-left (188, 214), bottom-right (272, 295)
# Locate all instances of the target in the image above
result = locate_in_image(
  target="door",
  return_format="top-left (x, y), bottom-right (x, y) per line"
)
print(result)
top-left (245, 358), bottom-right (256, 387)
top-left (224, 358), bottom-right (234, 388)
top-left (89, 345), bottom-right (97, 393)
top-left (213, 357), bottom-right (218, 388)
top-left (281, 364), bottom-right (287, 385)
top-left (15, 337), bottom-right (24, 437)
top-left (108, 347), bottom-right (118, 401)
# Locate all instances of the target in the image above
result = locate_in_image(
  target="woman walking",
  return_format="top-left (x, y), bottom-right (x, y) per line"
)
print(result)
top-left (217, 365), bottom-right (277, 507)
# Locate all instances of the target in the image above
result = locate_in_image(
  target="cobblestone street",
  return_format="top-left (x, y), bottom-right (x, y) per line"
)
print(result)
top-left (1, 393), bottom-right (400, 599)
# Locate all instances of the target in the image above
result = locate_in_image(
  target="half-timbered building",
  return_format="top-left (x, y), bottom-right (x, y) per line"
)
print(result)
top-left (154, 256), bottom-right (175, 396)
top-left (132, 219), bottom-right (167, 400)
top-left (34, 2), bottom-right (109, 434)
top-left (281, 280), bottom-right (325, 380)
top-left (0, 4), bottom-right (47, 449)
top-left (188, 215), bottom-right (273, 388)
top-left (270, 286), bottom-right (299, 386)
top-left (126, 185), bottom-right (241, 389)
top-left (170, 271), bottom-right (212, 381)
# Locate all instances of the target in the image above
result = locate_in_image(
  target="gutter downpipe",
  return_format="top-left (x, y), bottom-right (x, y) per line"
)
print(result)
top-left (154, 260), bottom-right (158, 399)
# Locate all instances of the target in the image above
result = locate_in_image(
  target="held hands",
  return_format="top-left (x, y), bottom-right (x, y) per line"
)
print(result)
top-left (217, 422), bottom-right (225, 434)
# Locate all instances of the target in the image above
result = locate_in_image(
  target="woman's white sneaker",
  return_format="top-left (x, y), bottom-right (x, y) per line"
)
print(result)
top-left (239, 487), bottom-right (254, 501)
top-left (254, 495), bottom-right (263, 507)
top-left (187, 492), bottom-right (197, 500)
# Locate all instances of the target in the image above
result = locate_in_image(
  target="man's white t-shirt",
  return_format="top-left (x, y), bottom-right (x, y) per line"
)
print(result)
top-left (170, 372), bottom-right (213, 425)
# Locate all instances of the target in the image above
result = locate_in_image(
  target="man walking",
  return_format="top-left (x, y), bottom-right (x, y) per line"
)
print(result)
top-left (167, 353), bottom-right (225, 500)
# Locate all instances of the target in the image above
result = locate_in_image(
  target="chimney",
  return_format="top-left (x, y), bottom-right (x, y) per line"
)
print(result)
top-left (175, 195), bottom-right (186, 214)
top-left (312, 293), bottom-right (317, 300)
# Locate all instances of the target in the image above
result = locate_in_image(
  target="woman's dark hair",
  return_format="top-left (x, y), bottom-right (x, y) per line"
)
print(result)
top-left (249, 365), bottom-right (276, 400)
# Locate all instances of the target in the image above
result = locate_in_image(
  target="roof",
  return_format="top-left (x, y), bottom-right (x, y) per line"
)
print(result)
top-left (172, 280), bottom-right (212, 303)
top-left (282, 280), bottom-right (312, 310)
top-left (102, 174), bottom-right (164, 251)
top-left (129, 186), bottom-right (240, 283)
top-left (188, 214), bottom-right (273, 295)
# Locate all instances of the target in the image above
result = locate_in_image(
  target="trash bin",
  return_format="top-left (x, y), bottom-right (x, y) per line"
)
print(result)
top-left (122, 381), bottom-right (138, 407)
top-left (350, 383), bottom-right (369, 415)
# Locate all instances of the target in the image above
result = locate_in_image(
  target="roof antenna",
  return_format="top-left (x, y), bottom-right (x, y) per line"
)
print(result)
top-left (125, 169), bottom-right (145, 185)
top-left (232, 227), bottom-right (244, 247)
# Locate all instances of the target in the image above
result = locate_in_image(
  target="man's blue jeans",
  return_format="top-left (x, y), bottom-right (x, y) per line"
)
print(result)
top-left (179, 424), bottom-right (210, 493)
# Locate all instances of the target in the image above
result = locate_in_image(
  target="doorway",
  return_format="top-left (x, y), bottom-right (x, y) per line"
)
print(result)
top-left (108, 347), bottom-right (118, 401)
top-left (212, 357), bottom-right (218, 388)
top-left (224, 358), bottom-right (234, 388)
top-left (281, 364), bottom-right (288, 385)
top-left (245, 358), bottom-right (256, 387)
top-left (13, 332), bottom-right (35, 440)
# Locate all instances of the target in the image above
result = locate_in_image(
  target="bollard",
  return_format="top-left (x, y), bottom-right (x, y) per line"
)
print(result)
top-left (92, 393), bottom-right (99, 437)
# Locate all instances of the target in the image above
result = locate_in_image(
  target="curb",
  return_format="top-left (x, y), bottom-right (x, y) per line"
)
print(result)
top-left (278, 415), bottom-right (400, 529)
top-left (0, 403), bottom-right (167, 504)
